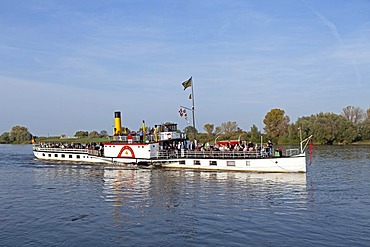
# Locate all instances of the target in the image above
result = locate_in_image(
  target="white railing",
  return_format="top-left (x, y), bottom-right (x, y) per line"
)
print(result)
top-left (88, 149), bottom-right (102, 156)
top-left (156, 150), bottom-right (272, 159)
top-left (286, 148), bottom-right (300, 156)
top-left (112, 135), bottom-right (156, 142)
top-left (33, 146), bottom-right (89, 154)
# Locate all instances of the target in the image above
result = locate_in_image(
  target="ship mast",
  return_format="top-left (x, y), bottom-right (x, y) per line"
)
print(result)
top-left (181, 76), bottom-right (196, 139)
top-left (191, 78), bottom-right (196, 132)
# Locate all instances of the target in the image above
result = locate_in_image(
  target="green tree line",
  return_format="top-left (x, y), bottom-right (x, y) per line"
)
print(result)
top-left (0, 127), bottom-right (109, 144)
top-left (185, 105), bottom-right (370, 145)
top-left (1, 105), bottom-right (369, 145)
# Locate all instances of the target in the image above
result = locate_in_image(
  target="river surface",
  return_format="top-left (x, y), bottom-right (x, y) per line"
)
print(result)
top-left (0, 144), bottom-right (369, 246)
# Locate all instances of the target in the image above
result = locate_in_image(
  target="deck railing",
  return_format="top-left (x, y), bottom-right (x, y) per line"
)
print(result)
top-left (112, 135), bottom-right (156, 142)
top-left (33, 146), bottom-right (89, 154)
top-left (156, 148), bottom-right (301, 160)
top-left (156, 150), bottom-right (270, 159)
top-left (34, 145), bottom-right (301, 159)
top-left (286, 148), bottom-right (300, 156)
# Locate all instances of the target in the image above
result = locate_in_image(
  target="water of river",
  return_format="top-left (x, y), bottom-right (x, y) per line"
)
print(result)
top-left (0, 144), bottom-right (369, 246)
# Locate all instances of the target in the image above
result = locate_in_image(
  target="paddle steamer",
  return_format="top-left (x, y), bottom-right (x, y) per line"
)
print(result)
top-left (33, 111), bottom-right (312, 173)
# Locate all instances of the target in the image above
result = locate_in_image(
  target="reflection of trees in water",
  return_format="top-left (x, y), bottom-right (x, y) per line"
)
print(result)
top-left (313, 145), bottom-right (370, 160)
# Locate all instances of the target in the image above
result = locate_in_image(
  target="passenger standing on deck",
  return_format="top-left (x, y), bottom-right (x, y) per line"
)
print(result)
top-left (248, 141), bottom-right (254, 151)
top-left (139, 130), bottom-right (143, 143)
top-left (268, 140), bottom-right (273, 156)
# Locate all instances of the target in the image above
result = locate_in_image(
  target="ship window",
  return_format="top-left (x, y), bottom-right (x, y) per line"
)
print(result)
top-left (246, 161), bottom-right (250, 166)
top-left (54, 154), bottom-right (58, 158)
top-left (42, 153), bottom-right (45, 157)
top-left (69, 155), bottom-right (73, 158)
top-left (227, 161), bottom-right (235, 166)
top-left (210, 161), bottom-right (217, 166)
top-left (61, 154), bottom-right (65, 158)
top-left (179, 160), bottom-right (185, 165)
top-left (76, 155), bottom-right (80, 159)
top-left (194, 160), bottom-right (200, 165)
top-left (48, 154), bottom-right (51, 157)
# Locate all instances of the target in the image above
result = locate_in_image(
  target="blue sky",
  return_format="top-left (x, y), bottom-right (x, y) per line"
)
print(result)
top-left (1, 0), bottom-right (369, 136)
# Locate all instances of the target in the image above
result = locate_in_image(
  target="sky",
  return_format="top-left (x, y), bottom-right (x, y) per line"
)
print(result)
top-left (1, 0), bottom-right (369, 136)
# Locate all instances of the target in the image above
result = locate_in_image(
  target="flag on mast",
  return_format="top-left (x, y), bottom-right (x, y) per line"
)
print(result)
top-left (179, 108), bottom-right (183, 117)
top-left (189, 93), bottom-right (192, 99)
top-left (182, 76), bottom-right (192, 90)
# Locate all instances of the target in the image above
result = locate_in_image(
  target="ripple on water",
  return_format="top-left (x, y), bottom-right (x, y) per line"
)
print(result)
top-left (1, 145), bottom-right (370, 246)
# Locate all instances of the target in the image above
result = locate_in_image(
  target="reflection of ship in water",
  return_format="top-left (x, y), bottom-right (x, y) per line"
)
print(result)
top-left (147, 170), bottom-right (308, 208)
top-left (100, 168), bottom-right (310, 236)
top-left (102, 169), bottom-right (307, 206)
top-left (156, 170), bottom-right (307, 187)
top-left (102, 168), bottom-right (153, 206)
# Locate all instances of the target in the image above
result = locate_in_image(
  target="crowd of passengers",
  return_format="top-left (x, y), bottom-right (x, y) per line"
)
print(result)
top-left (39, 142), bottom-right (103, 150)
top-left (160, 140), bottom-right (277, 156)
top-left (39, 139), bottom-right (280, 156)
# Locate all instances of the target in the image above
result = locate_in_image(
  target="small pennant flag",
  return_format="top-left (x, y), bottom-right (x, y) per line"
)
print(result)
top-left (179, 108), bottom-right (183, 117)
top-left (182, 76), bottom-right (192, 90)
top-left (189, 94), bottom-right (192, 99)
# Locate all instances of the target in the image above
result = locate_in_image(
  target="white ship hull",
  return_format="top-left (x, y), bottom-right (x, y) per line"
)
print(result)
top-left (33, 148), bottom-right (155, 165)
top-left (156, 154), bottom-right (306, 173)
top-left (33, 148), bottom-right (110, 163)
top-left (33, 147), bottom-right (306, 173)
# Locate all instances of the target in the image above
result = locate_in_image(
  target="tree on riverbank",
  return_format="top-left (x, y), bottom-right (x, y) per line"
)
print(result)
top-left (0, 126), bottom-right (32, 144)
top-left (263, 109), bottom-right (290, 143)
top-left (295, 112), bottom-right (357, 145)
top-left (197, 105), bottom-right (370, 145)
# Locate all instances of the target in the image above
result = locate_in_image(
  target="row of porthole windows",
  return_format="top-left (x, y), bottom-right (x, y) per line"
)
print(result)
top-left (42, 153), bottom-right (86, 159)
top-left (178, 160), bottom-right (249, 166)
